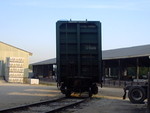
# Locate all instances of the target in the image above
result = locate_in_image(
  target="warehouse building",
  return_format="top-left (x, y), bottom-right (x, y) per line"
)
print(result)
top-left (0, 41), bottom-right (32, 83)
top-left (31, 58), bottom-right (56, 82)
top-left (31, 44), bottom-right (150, 85)
top-left (103, 44), bottom-right (150, 86)
top-left (31, 58), bottom-right (56, 79)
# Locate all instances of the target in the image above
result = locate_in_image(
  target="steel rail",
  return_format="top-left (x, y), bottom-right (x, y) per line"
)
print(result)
top-left (0, 97), bottom-right (89, 113)
top-left (46, 97), bottom-right (88, 113)
top-left (0, 97), bottom-right (65, 113)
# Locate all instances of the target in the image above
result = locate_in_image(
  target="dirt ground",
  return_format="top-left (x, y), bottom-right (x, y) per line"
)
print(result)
top-left (0, 83), bottom-right (148, 113)
top-left (0, 82), bottom-right (62, 110)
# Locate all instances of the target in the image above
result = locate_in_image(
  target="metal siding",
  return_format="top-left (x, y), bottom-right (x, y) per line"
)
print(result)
top-left (97, 22), bottom-right (102, 83)
top-left (103, 44), bottom-right (150, 60)
top-left (0, 42), bottom-right (30, 78)
top-left (56, 21), bottom-right (102, 83)
top-left (56, 21), bottom-right (61, 82)
top-left (32, 58), bottom-right (56, 65)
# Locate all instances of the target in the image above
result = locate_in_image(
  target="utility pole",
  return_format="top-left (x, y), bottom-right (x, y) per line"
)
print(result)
top-left (148, 56), bottom-right (150, 111)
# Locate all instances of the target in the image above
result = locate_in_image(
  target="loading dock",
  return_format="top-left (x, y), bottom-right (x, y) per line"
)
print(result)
top-left (32, 58), bottom-right (56, 81)
top-left (103, 45), bottom-right (150, 86)
top-left (31, 44), bottom-right (150, 86)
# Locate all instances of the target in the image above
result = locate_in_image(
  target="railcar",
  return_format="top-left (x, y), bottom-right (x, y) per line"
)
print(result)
top-left (56, 20), bottom-right (102, 97)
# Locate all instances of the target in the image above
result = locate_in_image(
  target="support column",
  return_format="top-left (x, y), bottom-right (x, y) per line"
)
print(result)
top-left (118, 59), bottom-right (121, 86)
top-left (118, 60), bottom-right (121, 80)
top-left (136, 58), bottom-right (139, 82)
top-left (109, 67), bottom-right (111, 77)
top-left (103, 61), bottom-right (105, 84)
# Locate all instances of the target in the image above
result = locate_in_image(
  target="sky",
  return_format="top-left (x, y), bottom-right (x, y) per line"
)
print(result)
top-left (0, 0), bottom-right (150, 63)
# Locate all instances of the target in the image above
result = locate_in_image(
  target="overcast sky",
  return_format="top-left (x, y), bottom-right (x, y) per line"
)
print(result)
top-left (0, 0), bottom-right (150, 63)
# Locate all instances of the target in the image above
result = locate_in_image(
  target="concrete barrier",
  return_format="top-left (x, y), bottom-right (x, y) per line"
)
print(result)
top-left (28, 79), bottom-right (39, 84)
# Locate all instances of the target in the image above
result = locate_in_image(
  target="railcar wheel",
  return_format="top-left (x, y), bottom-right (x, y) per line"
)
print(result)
top-left (92, 84), bottom-right (98, 94)
top-left (60, 83), bottom-right (66, 94)
top-left (65, 91), bottom-right (71, 97)
top-left (128, 86), bottom-right (146, 104)
top-left (89, 87), bottom-right (92, 97)
top-left (57, 82), bottom-right (61, 89)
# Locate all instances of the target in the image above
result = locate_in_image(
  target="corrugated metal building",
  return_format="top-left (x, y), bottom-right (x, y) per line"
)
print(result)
top-left (103, 44), bottom-right (150, 80)
top-left (31, 44), bottom-right (150, 84)
top-left (32, 58), bottom-right (56, 78)
top-left (0, 41), bottom-right (32, 83)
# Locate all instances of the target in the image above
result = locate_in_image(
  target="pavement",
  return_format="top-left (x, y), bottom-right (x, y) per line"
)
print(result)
top-left (0, 82), bottom-right (61, 110)
top-left (0, 80), bottom-right (6, 83)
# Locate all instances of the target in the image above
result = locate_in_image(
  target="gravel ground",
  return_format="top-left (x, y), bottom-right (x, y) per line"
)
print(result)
top-left (66, 87), bottom-right (148, 113)
top-left (72, 97), bottom-right (147, 113)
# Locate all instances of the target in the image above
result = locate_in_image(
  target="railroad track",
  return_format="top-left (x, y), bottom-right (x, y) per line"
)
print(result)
top-left (0, 97), bottom-right (89, 113)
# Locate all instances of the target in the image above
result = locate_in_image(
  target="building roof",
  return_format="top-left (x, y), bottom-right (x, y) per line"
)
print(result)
top-left (0, 41), bottom-right (32, 56)
top-left (32, 44), bottom-right (150, 65)
top-left (102, 44), bottom-right (150, 60)
top-left (32, 58), bottom-right (56, 65)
